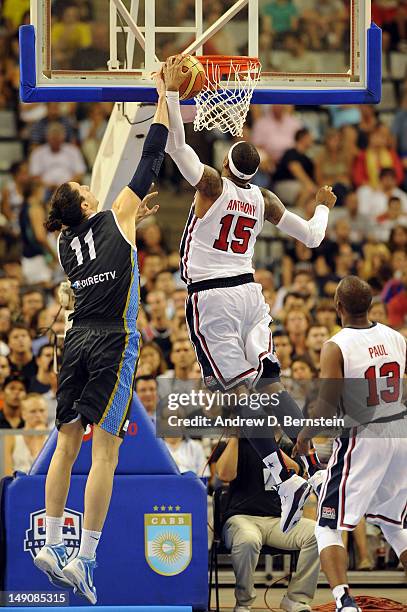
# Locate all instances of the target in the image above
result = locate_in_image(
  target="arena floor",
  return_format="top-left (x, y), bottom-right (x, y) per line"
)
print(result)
top-left (216, 585), bottom-right (407, 609)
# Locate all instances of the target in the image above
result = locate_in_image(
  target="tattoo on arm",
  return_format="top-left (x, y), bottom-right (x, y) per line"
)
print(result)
top-left (195, 166), bottom-right (223, 199)
top-left (261, 188), bottom-right (286, 225)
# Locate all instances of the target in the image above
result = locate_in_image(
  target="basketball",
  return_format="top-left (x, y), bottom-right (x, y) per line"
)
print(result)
top-left (178, 55), bottom-right (206, 101)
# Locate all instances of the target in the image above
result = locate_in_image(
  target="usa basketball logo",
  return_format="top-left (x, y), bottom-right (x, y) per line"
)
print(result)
top-left (24, 508), bottom-right (83, 561)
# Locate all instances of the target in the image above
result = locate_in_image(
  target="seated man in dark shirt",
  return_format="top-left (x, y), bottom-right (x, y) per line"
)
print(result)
top-left (215, 438), bottom-right (319, 612)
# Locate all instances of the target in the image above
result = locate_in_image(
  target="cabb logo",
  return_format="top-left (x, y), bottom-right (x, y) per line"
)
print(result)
top-left (24, 508), bottom-right (83, 561)
top-left (145, 505), bottom-right (192, 576)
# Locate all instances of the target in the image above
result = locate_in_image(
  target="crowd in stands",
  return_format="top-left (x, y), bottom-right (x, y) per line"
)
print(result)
top-left (1, 0), bottom-right (407, 579)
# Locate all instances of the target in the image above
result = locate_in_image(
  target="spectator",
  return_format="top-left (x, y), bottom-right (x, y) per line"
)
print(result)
top-left (20, 288), bottom-right (45, 328)
top-left (51, 3), bottom-right (92, 69)
top-left (392, 90), bottom-right (407, 178)
top-left (157, 338), bottom-right (196, 398)
top-left (0, 307), bottom-right (12, 356)
top-left (138, 222), bottom-right (168, 259)
top-left (155, 271), bottom-right (177, 313)
top-left (389, 225), bottom-right (407, 252)
top-left (358, 168), bottom-right (407, 218)
top-left (2, 0), bottom-right (30, 30)
top-left (143, 290), bottom-right (173, 362)
top-left (254, 268), bottom-right (274, 292)
top-left (30, 102), bottom-right (77, 146)
top-left (0, 374), bottom-right (27, 428)
top-left (272, 330), bottom-right (293, 378)
top-left (79, 104), bottom-right (108, 167)
top-left (29, 123), bottom-right (86, 194)
top-left (164, 436), bottom-right (209, 476)
top-left (251, 105), bottom-right (302, 165)
top-left (299, 0), bottom-right (347, 50)
top-left (276, 33), bottom-right (318, 73)
top-left (7, 324), bottom-right (37, 378)
top-left (368, 300), bottom-right (389, 325)
top-left (374, 196), bottom-right (407, 242)
top-left (171, 287), bottom-right (188, 329)
top-left (352, 127), bottom-right (404, 189)
top-left (135, 375), bottom-right (159, 422)
top-left (356, 105), bottom-right (379, 149)
top-left (0, 355), bottom-right (11, 408)
top-left (282, 241), bottom-right (315, 287)
top-left (284, 308), bottom-right (310, 356)
top-left (0, 277), bottom-right (18, 311)
top-left (315, 299), bottom-right (340, 336)
top-left (304, 324), bottom-right (329, 372)
top-left (387, 267), bottom-right (407, 326)
top-left (19, 182), bottom-right (59, 286)
top-left (3, 393), bottom-right (48, 475)
top-left (273, 128), bottom-right (317, 206)
top-left (261, 0), bottom-right (299, 40)
top-left (314, 128), bottom-right (352, 203)
top-left (29, 343), bottom-right (55, 392)
top-left (140, 254), bottom-right (164, 301)
top-left (335, 191), bottom-right (373, 243)
top-left (137, 341), bottom-right (168, 377)
top-left (71, 23), bottom-right (110, 70)
top-left (215, 437), bottom-right (319, 612)
top-left (0, 161), bottom-right (30, 234)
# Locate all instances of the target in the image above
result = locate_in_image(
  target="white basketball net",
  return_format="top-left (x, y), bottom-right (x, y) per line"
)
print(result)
top-left (193, 58), bottom-right (261, 138)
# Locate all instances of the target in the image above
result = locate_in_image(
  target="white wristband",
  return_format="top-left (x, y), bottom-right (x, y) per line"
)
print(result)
top-left (166, 90), bottom-right (180, 100)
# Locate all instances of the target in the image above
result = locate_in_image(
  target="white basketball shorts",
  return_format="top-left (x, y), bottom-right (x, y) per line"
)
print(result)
top-left (317, 422), bottom-right (407, 531)
top-left (185, 282), bottom-right (280, 390)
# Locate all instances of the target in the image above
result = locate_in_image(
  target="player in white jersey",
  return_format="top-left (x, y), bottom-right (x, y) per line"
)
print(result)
top-left (161, 56), bottom-right (337, 534)
top-left (296, 276), bottom-right (407, 612)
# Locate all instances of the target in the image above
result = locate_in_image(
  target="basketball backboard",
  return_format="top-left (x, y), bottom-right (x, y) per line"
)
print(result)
top-left (20, 0), bottom-right (381, 104)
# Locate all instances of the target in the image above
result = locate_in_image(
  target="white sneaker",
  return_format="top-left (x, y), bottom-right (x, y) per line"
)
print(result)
top-left (308, 469), bottom-right (325, 497)
top-left (34, 544), bottom-right (73, 589)
top-left (234, 606), bottom-right (251, 612)
top-left (280, 594), bottom-right (312, 612)
top-left (62, 556), bottom-right (97, 605)
top-left (278, 474), bottom-right (312, 533)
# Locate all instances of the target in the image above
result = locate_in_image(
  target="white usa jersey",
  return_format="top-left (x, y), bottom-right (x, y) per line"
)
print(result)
top-left (329, 322), bottom-right (406, 424)
top-left (180, 177), bottom-right (265, 284)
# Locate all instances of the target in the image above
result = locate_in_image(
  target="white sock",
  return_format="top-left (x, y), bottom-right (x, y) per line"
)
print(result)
top-left (78, 529), bottom-right (102, 559)
top-left (332, 584), bottom-right (349, 607)
top-left (46, 516), bottom-right (64, 546)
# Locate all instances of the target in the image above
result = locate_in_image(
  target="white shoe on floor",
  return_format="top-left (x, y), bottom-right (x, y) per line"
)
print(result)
top-left (234, 606), bottom-right (251, 612)
top-left (280, 594), bottom-right (312, 611)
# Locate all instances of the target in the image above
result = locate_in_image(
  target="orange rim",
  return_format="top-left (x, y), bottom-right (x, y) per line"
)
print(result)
top-left (196, 55), bottom-right (261, 79)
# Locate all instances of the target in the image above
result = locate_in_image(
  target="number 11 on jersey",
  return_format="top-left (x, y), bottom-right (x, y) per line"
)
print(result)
top-left (70, 229), bottom-right (97, 266)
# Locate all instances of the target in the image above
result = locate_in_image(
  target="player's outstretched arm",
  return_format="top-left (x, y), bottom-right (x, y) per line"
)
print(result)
top-left (112, 85), bottom-right (169, 243)
top-left (262, 185), bottom-right (337, 248)
top-left (163, 56), bottom-right (222, 215)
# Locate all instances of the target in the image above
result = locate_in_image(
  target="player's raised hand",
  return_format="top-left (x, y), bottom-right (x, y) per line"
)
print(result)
top-left (153, 68), bottom-right (166, 96)
top-left (163, 55), bottom-right (191, 92)
top-left (316, 185), bottom-right (337, 209)
top-left (135, 190), bottom-right (160, 224)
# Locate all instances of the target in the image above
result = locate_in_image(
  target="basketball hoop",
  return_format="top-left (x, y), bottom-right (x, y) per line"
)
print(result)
top-left (193, 56), bottom-right (261, 138)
